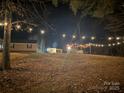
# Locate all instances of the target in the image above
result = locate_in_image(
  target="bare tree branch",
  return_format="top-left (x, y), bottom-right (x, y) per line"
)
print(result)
top-left (12, 20), bottom-right (38, 27)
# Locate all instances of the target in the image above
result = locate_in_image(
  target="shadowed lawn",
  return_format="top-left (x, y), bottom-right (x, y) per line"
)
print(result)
top-left (0, 53), bottom-right (124, 93)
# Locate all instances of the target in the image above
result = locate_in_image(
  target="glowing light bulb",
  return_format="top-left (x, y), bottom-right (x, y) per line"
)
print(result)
top-left (29, 28), bottom-right (32, 32)
top-left (91, 36), bottom-right (95, 40)
top-left (67, 46), bottom-right (71, 50)
top-left (112, 43), bottom-right (115, 46)
top-left (101, 44), bottom-right (104, 47)
top-left (4, 22), bottom-right (8, 26)
top-left (108, 37), bottom-right (112, 40)
top-left (116, 37), bottom-right (120, 40)
top-left (81, 36), bottom-right (86, 39)
top-left (72, 35), bottom-right (76, 39)
top-left (16, 25), bottom-right (21, 29)
top-left (62, 34), bottom-right (66, 38)
top-left (117, 42), bottom-right (121, 45)
top-left (41, 30), bottom-right (45, 34)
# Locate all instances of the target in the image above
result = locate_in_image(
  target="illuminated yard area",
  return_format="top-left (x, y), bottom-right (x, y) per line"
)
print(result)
top-left (0, 53), bottom-right (124, 93)
top-left (0, 53), bottom-right (29, 62)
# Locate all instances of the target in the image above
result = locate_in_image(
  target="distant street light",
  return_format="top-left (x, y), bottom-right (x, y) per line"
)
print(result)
top-left (29, 28), bottom-right (33, 32)
top-left (101, 44), bottom-right (104, 47)
top-left (108, 37), bottom-right (112, 41)
top-left (67, 46), bottom-right (71, 50)
top-left (62, 34), bottom-right (66, 38)
top-left (16, 25), bottom-right (21, 29)
top-left (112, 43), bottom-right (115, 46)
top-left (72, 35), bottom-right (76, 39)
top-left (116, 37), bottom-right (120, 40)
top-left (117, 42), bottom-right (121, 45)
top-left (91, 36), bottom-right (95, 40)
top-left (4, 22), bottom-right (8, 26)
top-left (98, 44), bottom-right (101, 47)
top-left (41, 30), bottom-right (45, 34)
top-left (81, 36), bottom-right (86, 39)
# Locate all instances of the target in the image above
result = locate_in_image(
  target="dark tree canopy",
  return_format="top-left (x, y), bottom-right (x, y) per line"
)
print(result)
top-left (104, 0), bottom-right (124, 33)
top-left (52, 0), bottom-right (116, 17)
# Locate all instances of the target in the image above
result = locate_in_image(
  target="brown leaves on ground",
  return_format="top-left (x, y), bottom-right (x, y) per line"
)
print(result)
top-left (0, 53), bottom-right (124, 93)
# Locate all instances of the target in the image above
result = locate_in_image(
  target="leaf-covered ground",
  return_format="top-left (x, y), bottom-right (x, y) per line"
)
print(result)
top-left (0, 53), bottom-right (29, 62)
top-left (0, 53), bottom-right (124, 93)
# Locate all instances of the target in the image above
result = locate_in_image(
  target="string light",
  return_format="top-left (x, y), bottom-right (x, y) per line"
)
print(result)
top-left (4, 22), bottom-right (8, 26)
top-left (62, 34), bottom-right (66, 38)
top-left (91, 36), bottom-right (95, 40)
top-left (117, 42), bottom-right (121, 45)
top-left (81, 36), bottom-right (86, 39)
top-left (108, 37), bottom-right (112, 41)
top-left (29, 28), bottom-right (32, 32)
top-left (1, 26), bottom-right (121, 46)
top-left (116, 37), bottom-right (121, 40)
top-left (16, 25), bottom-right (21, 29)
top-left (101, 44), bottom-right (104, 47)
top-left (112, 43), bottom-right (115, 46)
top-left (67, 46), bottom-right (71, 50)
top-left (41, 30), bottom-right (45, 34)
top-left (72, 35), bottom-right (76, 39)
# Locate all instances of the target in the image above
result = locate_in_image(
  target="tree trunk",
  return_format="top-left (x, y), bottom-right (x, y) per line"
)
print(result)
top-left (2, 11), bottom-right (12, 70)
top-left (37, 36), bottom-right (45, 53)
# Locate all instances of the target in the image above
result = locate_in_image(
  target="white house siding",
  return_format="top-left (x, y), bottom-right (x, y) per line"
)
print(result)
top-left (0, 42), bottom-right (37, 52)
top-left (47, 48), bottom-right (63, 53)
top-left (10, 43), bottom-right (37, 52)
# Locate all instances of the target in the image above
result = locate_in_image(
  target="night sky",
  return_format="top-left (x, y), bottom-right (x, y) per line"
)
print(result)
top-left (46, 4), bottom-right (107, 48)
top-left (0, 3), bottom-right (108, 48)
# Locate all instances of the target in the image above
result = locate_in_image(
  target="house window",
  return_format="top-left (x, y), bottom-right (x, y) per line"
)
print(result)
top-left (27, 44), bottom-right (32, 48)
top-left (11, 44), bottom-right (15, 48)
